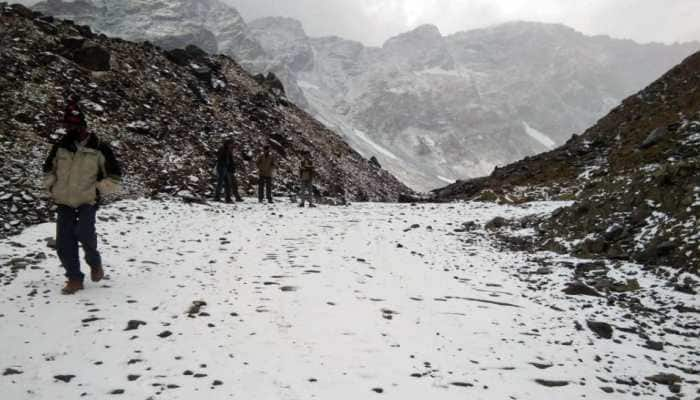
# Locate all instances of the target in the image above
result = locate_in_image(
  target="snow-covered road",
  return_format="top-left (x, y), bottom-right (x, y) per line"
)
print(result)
top-left (0, 200), bottom-right (697, 399)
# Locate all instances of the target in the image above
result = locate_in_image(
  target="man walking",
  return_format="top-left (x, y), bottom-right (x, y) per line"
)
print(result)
top-left (214, 139), bottom-right (243, 203)
top-left (43, 120), bottom-right (122, 294)
top-left (256, 145), bottom-right (275, 203)
top-left (298, 151), bottom-right (316, 208)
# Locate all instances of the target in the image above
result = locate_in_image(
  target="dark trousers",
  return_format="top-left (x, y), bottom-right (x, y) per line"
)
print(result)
top-left (258, 176), bottom-right (273, 202)
top-left (215, 168), bottom-right (232, 201)
top-left (56, 204), bottom-right (101, 282)
top-left (299, 180), bottom-right (314, 205)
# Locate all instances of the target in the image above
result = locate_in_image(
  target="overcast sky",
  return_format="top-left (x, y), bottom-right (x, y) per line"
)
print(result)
top-left (225, 0), bottom-right (700, 46)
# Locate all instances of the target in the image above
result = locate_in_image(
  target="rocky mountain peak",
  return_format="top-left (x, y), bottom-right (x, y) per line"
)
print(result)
top-left (383, 23), bottom-right (443, 48)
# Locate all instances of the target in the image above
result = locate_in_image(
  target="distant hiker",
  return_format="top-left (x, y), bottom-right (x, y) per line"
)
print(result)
top-left (63, 94), bottom-right (85, 132)
top-left (214, 139), bottom-right (243, 203)
top-left (43, 121), bottom-right (122, 295)
top-left (256, 145), bottom-right (275, 203)
top-left (298, 151), bottom-right (316, 207)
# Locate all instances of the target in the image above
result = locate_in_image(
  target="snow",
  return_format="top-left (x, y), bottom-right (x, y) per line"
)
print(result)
top-left (297, 80), bottom-right (320, 91)
top-left (437, 175), bottom-right (456, 184)
top-left (522, 122), bottom-right (556, 150)
top-left (0, 199), bottom-right (697, 399)
top-left (352, 129), bottom-right (399, 160)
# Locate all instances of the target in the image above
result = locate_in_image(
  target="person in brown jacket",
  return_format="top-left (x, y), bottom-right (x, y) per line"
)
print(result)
top-left (298, 151), bottom-right (316, 207)
top-left (43, 120), bottom-right (122, 294)
top-left (256, 145), bottom-right (275, 203)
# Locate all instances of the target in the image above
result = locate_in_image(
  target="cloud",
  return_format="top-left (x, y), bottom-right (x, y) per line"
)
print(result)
top-left (225, 0), bottom-right (700, 46)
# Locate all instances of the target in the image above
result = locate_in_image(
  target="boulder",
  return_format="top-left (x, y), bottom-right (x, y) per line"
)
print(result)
top-left (562, 281), bottom-right (602, 297)
top-left (587, 320), bottom-right (613, 339)
top-left (485, 216), bottom-right (507, 230)
top-left (61, 36), bottom-right (85, 51)
top-left (165, 48), bottom-right (190, 66)
top-left (369, 156), bottom-right (382, 169)
top-left (646, 373), bottom-right (682, 386)
top-left (73, 44), bottom-right (111, 71)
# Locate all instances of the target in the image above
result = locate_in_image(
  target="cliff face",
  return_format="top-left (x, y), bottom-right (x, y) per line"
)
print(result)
top-left (0, 3), bottom-right (411, 238)
top-left (433, 52), bottom-right (700, 269)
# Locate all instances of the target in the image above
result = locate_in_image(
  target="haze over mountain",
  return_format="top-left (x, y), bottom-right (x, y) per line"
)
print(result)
top-left (31, 0), bottom-right (700, 190)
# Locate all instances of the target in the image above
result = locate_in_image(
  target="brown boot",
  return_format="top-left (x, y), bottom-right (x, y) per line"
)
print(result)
top-left (90, 266), bottom-right (104, 282)
top-left (61, 280), bottom-right (84, 295)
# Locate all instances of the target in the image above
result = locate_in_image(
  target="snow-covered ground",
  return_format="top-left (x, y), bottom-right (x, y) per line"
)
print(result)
top-left (0, 199), bottom-right (697, 399)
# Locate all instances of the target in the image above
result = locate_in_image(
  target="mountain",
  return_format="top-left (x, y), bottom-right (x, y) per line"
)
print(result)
top-left (28, 0), bottom-right (700, 191)
top-left (0, 3), bottom-right (411, 238)
top-left (432, 51), bottom-right (700, 270)
top-left (250, 18), bottom-right (699, 190)
top-left (30, 0), bottom-right (313, 109)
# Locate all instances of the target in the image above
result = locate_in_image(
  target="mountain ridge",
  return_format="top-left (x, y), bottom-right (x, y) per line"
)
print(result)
top-left (24, 0), bottom-right (700, 191)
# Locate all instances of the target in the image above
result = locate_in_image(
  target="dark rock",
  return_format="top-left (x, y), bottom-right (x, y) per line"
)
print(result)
top-left (485, 217), bottom-right (507, 230)
top-left (3, 368), bottom-right (22, 376)
top-left (562, 281), bottom-right (602, 297)
top-left (603, 223), bottom-right (625, 241)
top-left (73, 45), bottom-right (111, 71)
top-left (34, 19), bottom-right (58, 35)
top-left (13, 112), bottom-right (33, 124)
top-left (587, 320), bottom-right (613, 339)
top-left (534, 379), bottom-right (569, 387)
top-left (643, 340), bottom-right (664, 351)
top-left (185, 44), bottom-right (208, 59)
top-left (646, 373), bottom-right (682, 386)
top-left (124, 320), bottom-right (147, 331)
top-left (369, 156), bottom-right (382, 169)
top-left (109, 389), bottom-right (125, 395)
top-left (254, 72), bottom-right (286, 95)
top-left (61, 36), bottom-right (85, 50)
top-left (54, 374), bottom-right (76, 383)
top-left (164, 48), bottom-right (190, 66)
top-left (187, 300), bottom-right (207, 315)
top-left (157, 330), bottom-right (172, 338)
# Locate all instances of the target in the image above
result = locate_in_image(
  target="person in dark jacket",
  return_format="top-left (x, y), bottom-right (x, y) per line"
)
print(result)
top-left (63, 94), bottom-right (85, 132)
top-left (214, 140), bottom-right (243, 203)
top-left (298, 151), bottom-right (316, 207)
top-left (256, 145), bottom-right (275, 203)
top-left (43, 121), bottom-right (122, 295)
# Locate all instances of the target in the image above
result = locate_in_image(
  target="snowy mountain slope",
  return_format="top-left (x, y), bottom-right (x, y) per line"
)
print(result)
top-left (253, 19), bottom-right (699, 191)
top-left (31, 0), bottom-right (267, 70)
top-left (0, 5), bottom-right (411, 238)
top-left (29, 1), bottom-right (700, 191)
top-left (1, 199), bottom-right (697, 399)
top-left (433, 51), bottom-right (700, 270)
top-left (30, 0), bottom-right (313, 109)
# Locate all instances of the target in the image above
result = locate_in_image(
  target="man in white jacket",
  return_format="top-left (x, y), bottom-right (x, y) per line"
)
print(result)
top-left (43, 121), bottom-right (122, 294)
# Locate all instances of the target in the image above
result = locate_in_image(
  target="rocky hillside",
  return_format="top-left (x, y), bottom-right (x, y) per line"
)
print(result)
top-left (27, 0), bottom-right (700, 191)
top-left (433, 52), bottom-right (700, 271)
top-left (0, 3), bottom-right (411, 238)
